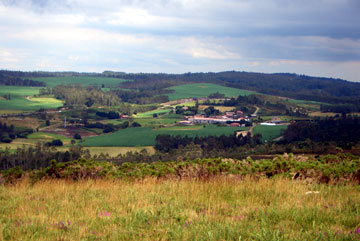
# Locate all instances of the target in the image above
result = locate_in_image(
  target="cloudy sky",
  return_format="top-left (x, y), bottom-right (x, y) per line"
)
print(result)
top-left (0, 0), bottom-right (359, 81)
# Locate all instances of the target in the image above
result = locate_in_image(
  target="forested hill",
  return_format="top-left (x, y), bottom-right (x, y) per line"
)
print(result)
top-left (109, 71), bottom-right (360, 104)
top-left (2, 70), bottom-right (360, 104)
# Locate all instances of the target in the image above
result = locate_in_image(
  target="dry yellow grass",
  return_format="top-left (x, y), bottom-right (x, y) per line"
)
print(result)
top-left (85, 146), bottom-right (155, 157)
top-left (0, 117), bottom-right (40, 129)
top-left (0, 177), bottom-right (359, 240)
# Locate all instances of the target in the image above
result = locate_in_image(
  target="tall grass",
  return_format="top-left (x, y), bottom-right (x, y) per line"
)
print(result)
top-left (0, 177), bottom-right (359, 240)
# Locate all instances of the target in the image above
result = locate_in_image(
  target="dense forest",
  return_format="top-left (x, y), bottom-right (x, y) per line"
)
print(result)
top-left (282, 117), bottom-right (360, 146)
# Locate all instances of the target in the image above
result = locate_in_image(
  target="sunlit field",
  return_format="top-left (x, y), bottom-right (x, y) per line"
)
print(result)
top-left (1, 177), bottom-right (359, 240)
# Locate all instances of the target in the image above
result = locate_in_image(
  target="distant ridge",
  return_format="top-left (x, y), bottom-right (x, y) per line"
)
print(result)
top-left (1, 70), bottom-right (359, 105)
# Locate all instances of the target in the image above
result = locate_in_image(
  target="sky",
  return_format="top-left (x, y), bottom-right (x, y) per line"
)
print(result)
top-left (0, 0), bottom-right (359, 82)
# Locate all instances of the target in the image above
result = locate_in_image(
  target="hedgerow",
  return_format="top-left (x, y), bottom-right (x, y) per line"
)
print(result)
top-left (1, 153), bottom-right (359, 185)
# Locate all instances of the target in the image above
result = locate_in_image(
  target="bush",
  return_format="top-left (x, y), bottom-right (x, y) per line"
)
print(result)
top-left (74, 133), bottom-right (82, 140)
top-left (45, 139), bottom-right (63, 147)
top-left (131, 122), bottom-right (141, 127)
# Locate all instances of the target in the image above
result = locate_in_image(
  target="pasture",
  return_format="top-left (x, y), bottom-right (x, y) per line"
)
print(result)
top-left (0, 86), bottom-right (63, 110)
top-left (166, 83), bottom-right (256, 101)
top-left (83, 125), bottom-right (248, 147)
top-left (135, 108), bottom-right (173, 118)
top-left (0, 177), bottom-right (359, 240)
top-left (34, 76), bottom-right (127, 88)
top-left (253, 125), bottom-right (288, 142)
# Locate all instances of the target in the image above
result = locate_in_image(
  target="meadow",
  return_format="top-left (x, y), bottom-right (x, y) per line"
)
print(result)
top-left (253, 125), bottom-right (288, 142)
top-left (83, 125), bottom-right (248, 147)
top-left (0, 86), bottom-right (63, 110)
top-left (0, 177), bottom-right (359, 240)
top-left (135, 108), bottom-right (173, 118)
top-left (34, 76), bottom-right (127, 88)
top-left (166, 83), bottom-right (256, 101)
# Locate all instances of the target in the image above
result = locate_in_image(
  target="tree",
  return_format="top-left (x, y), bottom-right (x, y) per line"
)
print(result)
top-left (131, 122), bottom-right (141, 127)
top-left (45, 139), bottom-right (63, 146)
top-left (74, 133), bottom-right (82, 140)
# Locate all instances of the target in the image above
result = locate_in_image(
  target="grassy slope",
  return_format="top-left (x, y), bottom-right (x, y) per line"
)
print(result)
top-left (135, 108), bottom-right (172, 118)
top-left (83, 125), bottom-right (248, 147)
top-left (166, 83), bottom-right (256, 101)
top-left (0, 177), bottom-right (359, 240)
top-left (0, 86), bottom-right (63, 110)
top-left (34, 77), bottom-right (127, 88)
top-left (253, 125), bottom-right (288, 142)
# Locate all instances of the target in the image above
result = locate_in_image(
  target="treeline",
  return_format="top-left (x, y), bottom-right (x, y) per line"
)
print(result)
top-left (0, 70), bottom-right (104, 78)
top-left (155, 133), bottom-right (262, 153)
top-left (320, 104), bottom-right (360, 114)
top-left (52, 85), bottom-right (121, 107)
top-left (113, 89), bottom-right (170, 104)
top-left (85, 120), bottom-right (140, 133)
top-left (283, 117), bottom-right (360, 146)
top-left (0, 144), bottom-right (89, 171)
top-left (0, 71), bottom-right (45, 86)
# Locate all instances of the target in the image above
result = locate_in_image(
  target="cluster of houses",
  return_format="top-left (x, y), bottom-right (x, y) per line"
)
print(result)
top-left (179, 111), bottom-right (250, 127)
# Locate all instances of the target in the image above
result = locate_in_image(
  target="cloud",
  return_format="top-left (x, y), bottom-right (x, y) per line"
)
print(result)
top-left (0, 0), bottom-right (359, 82)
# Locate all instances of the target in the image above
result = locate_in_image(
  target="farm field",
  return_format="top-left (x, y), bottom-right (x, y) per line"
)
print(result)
top-left (0, 132), bottom-right (73, 150)
top-left (166, 83), bottom-right (256, 101)
top-left (0, 86), bottom-right (63, 110)
top-left (135, 108), bottom-right (173, 118)
top-left (85, 146), bottom-right (155, 156)
top-left (34, 76), bottom-right (127, 88)
top-left (83, 125), bottom-right (248, 147)
top-left (253, 125), bottom-right (288, 142)
top-left (0, 177), bottom-right (359, 240)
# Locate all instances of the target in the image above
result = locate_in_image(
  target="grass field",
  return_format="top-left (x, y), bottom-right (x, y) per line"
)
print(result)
top-left (0, 177), bottom-right (359, 240)
top-left (135, 108), bottom-right (173, 118)
top-left (0, 86), bottom-right (63, 110)
top-left (0, 132), bottom-right (73, 150)
top-left (134, 117), bottom-right (182, 127)
top-left (253, 125), bottom-right (288, 142)
top-left (34, 77), bottom-right (127, 88)
top-left (83, 125), bottom-right (248, 147)
top-left (166, 83), bottom-right (256, 101)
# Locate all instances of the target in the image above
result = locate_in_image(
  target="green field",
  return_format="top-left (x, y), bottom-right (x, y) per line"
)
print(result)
top-left (27, 132), bottom-right (71, 142)
top-left (34, 76), bottom-right (127, 88)
top-left (135, 108), bottom-right (173, 118)
top-left (166, 83), bottom-right (256, 101)
top-left (83, 125), bottom-right (248, 147)
top-left (0, 86), bottom-right (63, 110)
top-left (253, 125), bottom-right (288, 142)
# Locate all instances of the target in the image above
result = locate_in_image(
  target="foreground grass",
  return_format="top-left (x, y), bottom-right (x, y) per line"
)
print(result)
top-left (0, 177), bottom-right (359, 240)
